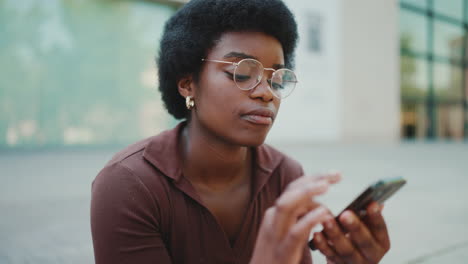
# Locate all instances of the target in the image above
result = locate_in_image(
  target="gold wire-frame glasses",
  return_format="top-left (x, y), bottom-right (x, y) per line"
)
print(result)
top-left (201, 58), bottom-right (298, 99)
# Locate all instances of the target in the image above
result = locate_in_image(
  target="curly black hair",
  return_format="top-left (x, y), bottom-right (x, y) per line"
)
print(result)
top-left (157, 0), bottom-right (298, 119)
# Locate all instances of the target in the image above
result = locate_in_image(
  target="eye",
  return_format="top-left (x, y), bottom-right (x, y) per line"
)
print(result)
top-left (235, 74), bottom-right (252, 82)
top-left (224, 71), bottom-right (235, 80)
top-left (271, 82), bottom-right (284, 90)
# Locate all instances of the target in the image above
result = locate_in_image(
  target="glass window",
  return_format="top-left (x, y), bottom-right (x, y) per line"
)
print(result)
top-left (436, 104), bottom-right (465, 140)
top-left (465, 106), bottom-right (468, 130)
top-left (465, 106), bottom-right (468, 138)
top-left (400, 0), bottom-right (468, 140)
top-left (401, 103), bottom-right (428, 139)
top-left (433, 0), bottom-right (464, 21)
top-left (401, 56), bottom-right (429, 98)
top-left (433, 62), bottom-right (464, 100)
top-left (400, 0), bottom-right (427, 9)
top-left (433, 21), bottom-right (465, 62)
top-left (400, 9), bottom-right (428, 54)
top-left (0, 0), bottom-right (175, 148)
top-left (465, 72), bottom-right (468, 100)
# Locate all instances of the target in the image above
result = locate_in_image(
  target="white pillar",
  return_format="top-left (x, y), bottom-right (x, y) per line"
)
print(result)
top-left (339, 0), bottom-right (400, 143)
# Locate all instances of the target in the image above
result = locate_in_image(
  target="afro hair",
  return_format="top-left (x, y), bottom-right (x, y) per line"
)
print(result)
top-left (157, 0), bottom-right (298, 119)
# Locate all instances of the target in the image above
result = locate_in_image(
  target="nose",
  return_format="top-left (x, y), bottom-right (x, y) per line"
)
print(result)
top-left (249, 74), bottom-right (274, 102)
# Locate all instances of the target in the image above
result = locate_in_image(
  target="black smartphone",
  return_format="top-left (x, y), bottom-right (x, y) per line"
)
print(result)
top-left (309, 177), bottom-right (407, 250)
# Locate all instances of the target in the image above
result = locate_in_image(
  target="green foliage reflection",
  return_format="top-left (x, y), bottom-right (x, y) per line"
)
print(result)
top-left (0, 0), bottom-right (174, 148)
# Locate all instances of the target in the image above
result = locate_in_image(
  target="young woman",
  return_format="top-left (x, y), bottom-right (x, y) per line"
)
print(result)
top-left (91, 0), bottom-right (391, 263)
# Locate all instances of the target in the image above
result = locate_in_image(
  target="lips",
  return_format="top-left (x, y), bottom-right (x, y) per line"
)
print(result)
top-left (241, 108), bottom-right (276, 125)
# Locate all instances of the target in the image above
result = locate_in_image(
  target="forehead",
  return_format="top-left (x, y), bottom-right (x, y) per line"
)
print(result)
top-left (208, 31), bottom-right (284, 65)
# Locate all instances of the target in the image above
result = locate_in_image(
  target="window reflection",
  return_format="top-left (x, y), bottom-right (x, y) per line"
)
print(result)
top-left (401, 55), bottom-right (428, 98)
top-left (401, 103), bottom-right (428, 139)
top-left (436, 104), bottom-right (464, 140)
top-left (401, 0), bottom-right (427, 9)
top-left (433, 63), bottom-right (464, 100)
top-left (0, 0), bottom-right (175, 148)
top-left (465, 68), bottom-right (468, 101)
top-left (434, 0), bottom-right (464, 21)
top-left (433, 21), bottom-right (464, 63)
top-left (400, 9), bottom-right (428, 54)
top-left (400, 0), bottom-right (468, 140)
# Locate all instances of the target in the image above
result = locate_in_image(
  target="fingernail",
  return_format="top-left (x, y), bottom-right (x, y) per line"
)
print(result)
top-left (326, 220), bottom-right (334, 229)
top-left (345, 215), bottom-right (354, 225)
top-left (314, 234), bottom-right (321, 243)
top-left (372, 205), bottom-right (380, 214)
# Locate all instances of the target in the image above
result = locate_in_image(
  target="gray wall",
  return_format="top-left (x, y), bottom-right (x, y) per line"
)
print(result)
top-left (340, 0), bottom-right (400, 143)
top-left (268, 0), bottom-right (400, 144)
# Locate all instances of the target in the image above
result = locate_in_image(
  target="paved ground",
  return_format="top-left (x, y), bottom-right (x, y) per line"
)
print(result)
top-left (0, 142), bottom-right (467, 264)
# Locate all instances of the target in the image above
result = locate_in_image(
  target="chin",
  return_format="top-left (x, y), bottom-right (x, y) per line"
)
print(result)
top-left (236, 130), bottom-right (269, 147)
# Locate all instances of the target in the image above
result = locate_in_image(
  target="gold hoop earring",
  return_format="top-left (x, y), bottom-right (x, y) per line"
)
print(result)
top-left (186, 96), bottom-right (195, 110)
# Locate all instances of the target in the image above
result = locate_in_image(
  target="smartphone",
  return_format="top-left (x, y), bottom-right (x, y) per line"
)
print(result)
top-left (309, 177), bottom-right (407, 250)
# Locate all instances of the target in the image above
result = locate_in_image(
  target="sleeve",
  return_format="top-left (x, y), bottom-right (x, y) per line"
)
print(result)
top-left (90, 162), bottom-right (172, 264)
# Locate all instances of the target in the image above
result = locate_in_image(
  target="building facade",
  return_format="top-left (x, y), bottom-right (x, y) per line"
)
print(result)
top-left (1, 0), bottom-right (466, 149)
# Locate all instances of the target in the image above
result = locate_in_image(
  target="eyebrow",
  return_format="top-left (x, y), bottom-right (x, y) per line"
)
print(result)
top-left (223, 51), bottom-right (285, 69)
top-left (223, 51), bottom-right (257, 60)
top-left (272, 63), bottom-right (285, 69)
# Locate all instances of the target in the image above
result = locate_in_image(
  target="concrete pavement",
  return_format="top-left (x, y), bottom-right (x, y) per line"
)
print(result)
top-left (1, 142), bottom-right (467, 263)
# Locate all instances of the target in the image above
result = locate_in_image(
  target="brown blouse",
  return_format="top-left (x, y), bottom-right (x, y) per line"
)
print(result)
top-left (91, 122), bottom-right (313, 264)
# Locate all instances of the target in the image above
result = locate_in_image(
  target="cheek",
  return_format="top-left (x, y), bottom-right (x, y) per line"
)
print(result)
top-left (196, 72), bottom-right (242, 119)
top-left (274, 98), bottom-right (281, 111)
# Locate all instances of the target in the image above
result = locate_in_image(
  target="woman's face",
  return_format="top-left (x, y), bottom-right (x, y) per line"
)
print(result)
top-left (191, 31), bottom-right (284, 147)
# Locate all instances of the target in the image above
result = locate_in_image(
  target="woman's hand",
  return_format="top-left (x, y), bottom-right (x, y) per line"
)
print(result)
top-left (250, 173), bottom-right (341, 264)
top-left (312, 202), bottom-right (390, 264)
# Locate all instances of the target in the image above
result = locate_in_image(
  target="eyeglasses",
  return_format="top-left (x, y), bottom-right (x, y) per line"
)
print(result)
top-left (201, 58), bottom-right (298, 99)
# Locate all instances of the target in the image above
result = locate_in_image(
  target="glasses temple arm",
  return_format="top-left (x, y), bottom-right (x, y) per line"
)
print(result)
top-left (201, 59), bottom-right (238, 66)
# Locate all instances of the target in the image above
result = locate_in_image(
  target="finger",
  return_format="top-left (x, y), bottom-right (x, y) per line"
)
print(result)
top-left (339, 210), bottom-right (384, 263)
top-left (282, 207), bottom-right (329, 252)
top-left (275, 179), bottom-right (329, 218)
top-left (286, 172), bottom-right (341, 191)
top-left (315, 170), bottom-right (342, 184)
top-left (308, 209), bottom-right (334, 251)
top-left (312, 232), bottom-right (340, 262)
top-left (297, 200), bottom-right (323, 219)
top-left (273, 180), bottom-right (329, 238)
top-left (364, 202), bottom-right (390, 251)
top-left (323, 216), bottom-right (366, 263)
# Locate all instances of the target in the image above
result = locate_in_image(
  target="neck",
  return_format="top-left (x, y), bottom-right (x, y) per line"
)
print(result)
top-left (181, 121), bottom-right (251, 188)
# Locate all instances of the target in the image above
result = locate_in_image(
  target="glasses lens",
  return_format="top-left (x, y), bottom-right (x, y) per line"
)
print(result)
top-left (271, 69), bottom-right (297, 98)
top-left (234, 59), bottom-right (263, 90)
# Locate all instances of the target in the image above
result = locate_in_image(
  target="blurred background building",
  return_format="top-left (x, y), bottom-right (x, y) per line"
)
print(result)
top-left (1, 0), bottom-right (467, 150)
top-left (1, 1), bottom-right (468, 264)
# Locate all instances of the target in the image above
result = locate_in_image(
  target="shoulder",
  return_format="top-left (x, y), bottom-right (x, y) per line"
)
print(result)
top-left (104, 136), bottom-right (154, 168)
top-left (99, 122), bottom-right (182, 183)
top-left (91, 136), bottom-right (168, 225)
top-left (93, 124), bottom-right (183, 207)
top-left (92, 157), bottom-right (153, 205)
top-left (93, 133), bottom-right (172, 197)
top-left (93, 136), bottom-right (156, 193)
